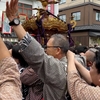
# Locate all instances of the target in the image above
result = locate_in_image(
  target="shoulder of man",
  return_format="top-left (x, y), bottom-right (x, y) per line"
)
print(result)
top-left (75, 54), bottom-right (86, 67)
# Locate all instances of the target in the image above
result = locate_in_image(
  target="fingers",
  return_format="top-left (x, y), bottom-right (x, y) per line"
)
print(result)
top-left (6, 1), bottom-right (9, 9)
top-left (6, 0), bottom-right (18, 21)
top-left (9, 49), bottom-right (12, 56)
top-left (6, 1), bottom-right (12, 17)
top-left (14, 0), bottom-right (18, 7)
top-left (66, 50), bottom-right (75, 60)
top-left (10, 0), bottom-right (14, 11)
top-left (8, 0), bottom-right (18, 14)
top-left (13, 0), bottom-right (18, 12)
top-left (67, 50), bottom-right (73, 56)
top-left (6, 2), bottom-right (10, 17)
top-left (6, 1), bottom-right (9, 12)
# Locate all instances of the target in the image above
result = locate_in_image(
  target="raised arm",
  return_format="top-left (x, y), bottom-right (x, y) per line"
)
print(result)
top-left (67, 50), bottom-right (77, 72)
top-left (0, 38), bottom-right (10, 60)
top-left (6, 0), bottom-right (26, 40)
top-left (0, 37), bottom-right (22, 100)
top-left (67, 51), bottom-right (92, 84)
top-left (75, 59), bottom-right (92, 84)
top-left (5, 0), bottom-right (45, 78)
top-left (66, 51), bottom-right (98, 100)
top-left (5, 0), bottom-right (66, 87)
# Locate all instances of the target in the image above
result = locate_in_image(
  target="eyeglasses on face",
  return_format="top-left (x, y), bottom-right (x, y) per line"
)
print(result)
top-left (43, 45), bottom-right (62, 49)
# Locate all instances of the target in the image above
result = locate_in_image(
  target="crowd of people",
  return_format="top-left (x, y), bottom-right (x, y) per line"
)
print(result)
top-left (0, 0), bottom-right (100, 100)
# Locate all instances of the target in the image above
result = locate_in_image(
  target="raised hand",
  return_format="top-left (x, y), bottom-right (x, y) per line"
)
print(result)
top-left (6, 0), bottom-right (18, 21)
top-left (66, 50), bottom-right (75, 61)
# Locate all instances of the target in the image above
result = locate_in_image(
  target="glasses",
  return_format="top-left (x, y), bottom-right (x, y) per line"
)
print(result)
top-left (43, 45), bottom-right (62, 49)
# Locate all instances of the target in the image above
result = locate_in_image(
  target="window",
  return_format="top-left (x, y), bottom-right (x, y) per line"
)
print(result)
top-left (18, 3), bottom-right (32, 18)
top-left (59, 15), bottom-right (66, 22)
top-left (48, 4), bottom-right (51, 12)
top-left (72, 12), bottom-right (81, 21)
top-left (59, 0), bottom-right (66, 4)
top-left (96, 12), bottom-right (100, 21)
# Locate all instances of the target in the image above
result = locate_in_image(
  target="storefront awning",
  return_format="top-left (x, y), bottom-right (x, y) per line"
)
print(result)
top-left (89, 32), bottom-right (100, 37)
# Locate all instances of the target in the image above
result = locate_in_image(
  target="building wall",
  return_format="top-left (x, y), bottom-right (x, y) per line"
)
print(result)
top-left (59, 0), bottom-right (100, 10)
top-left (0, 0), bottom-right (59, 43)
top-left (59, 0), bottom-right (100, 46)
top-left (72, 31), bottom-right (89, 46)
top-left (0, 0), bottom-right (58, 28)
top-left (0, 0), bottom-right (58, 20)
top-left (59, 2), bottom-right (100, 25)
top-left (59, 3), bottom-right (100, 26)
top-left (54, 4), bottom-right (59, 16)
top-left (0, 0), bottom-right (7, 27)
top-left (59, 5), bottom-right (89, 26)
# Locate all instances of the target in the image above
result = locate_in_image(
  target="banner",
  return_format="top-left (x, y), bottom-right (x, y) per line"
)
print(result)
top-left (2, 11), bottom-right (12, 34)
top-left (18, 13), bottom-right (28, 24)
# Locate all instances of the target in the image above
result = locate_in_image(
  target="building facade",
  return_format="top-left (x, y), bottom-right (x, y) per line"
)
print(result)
top-left (59, 0), bottom-right (100, 47)
top-left (0, 0), bottom-right (58, 43)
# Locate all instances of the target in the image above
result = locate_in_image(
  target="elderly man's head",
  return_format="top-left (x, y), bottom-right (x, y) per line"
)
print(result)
top-left (84, 48), bottom-right (98, 67)
top-left (45, 34), bottom-right (69, 59)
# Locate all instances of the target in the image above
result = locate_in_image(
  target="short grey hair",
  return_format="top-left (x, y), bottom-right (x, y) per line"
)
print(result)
top-left (89, 48), bottom-right (98, 53)
top-left (87, 48), bottom-right (99, 62)
top-left (51, 34), bottom-right (69, 54)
